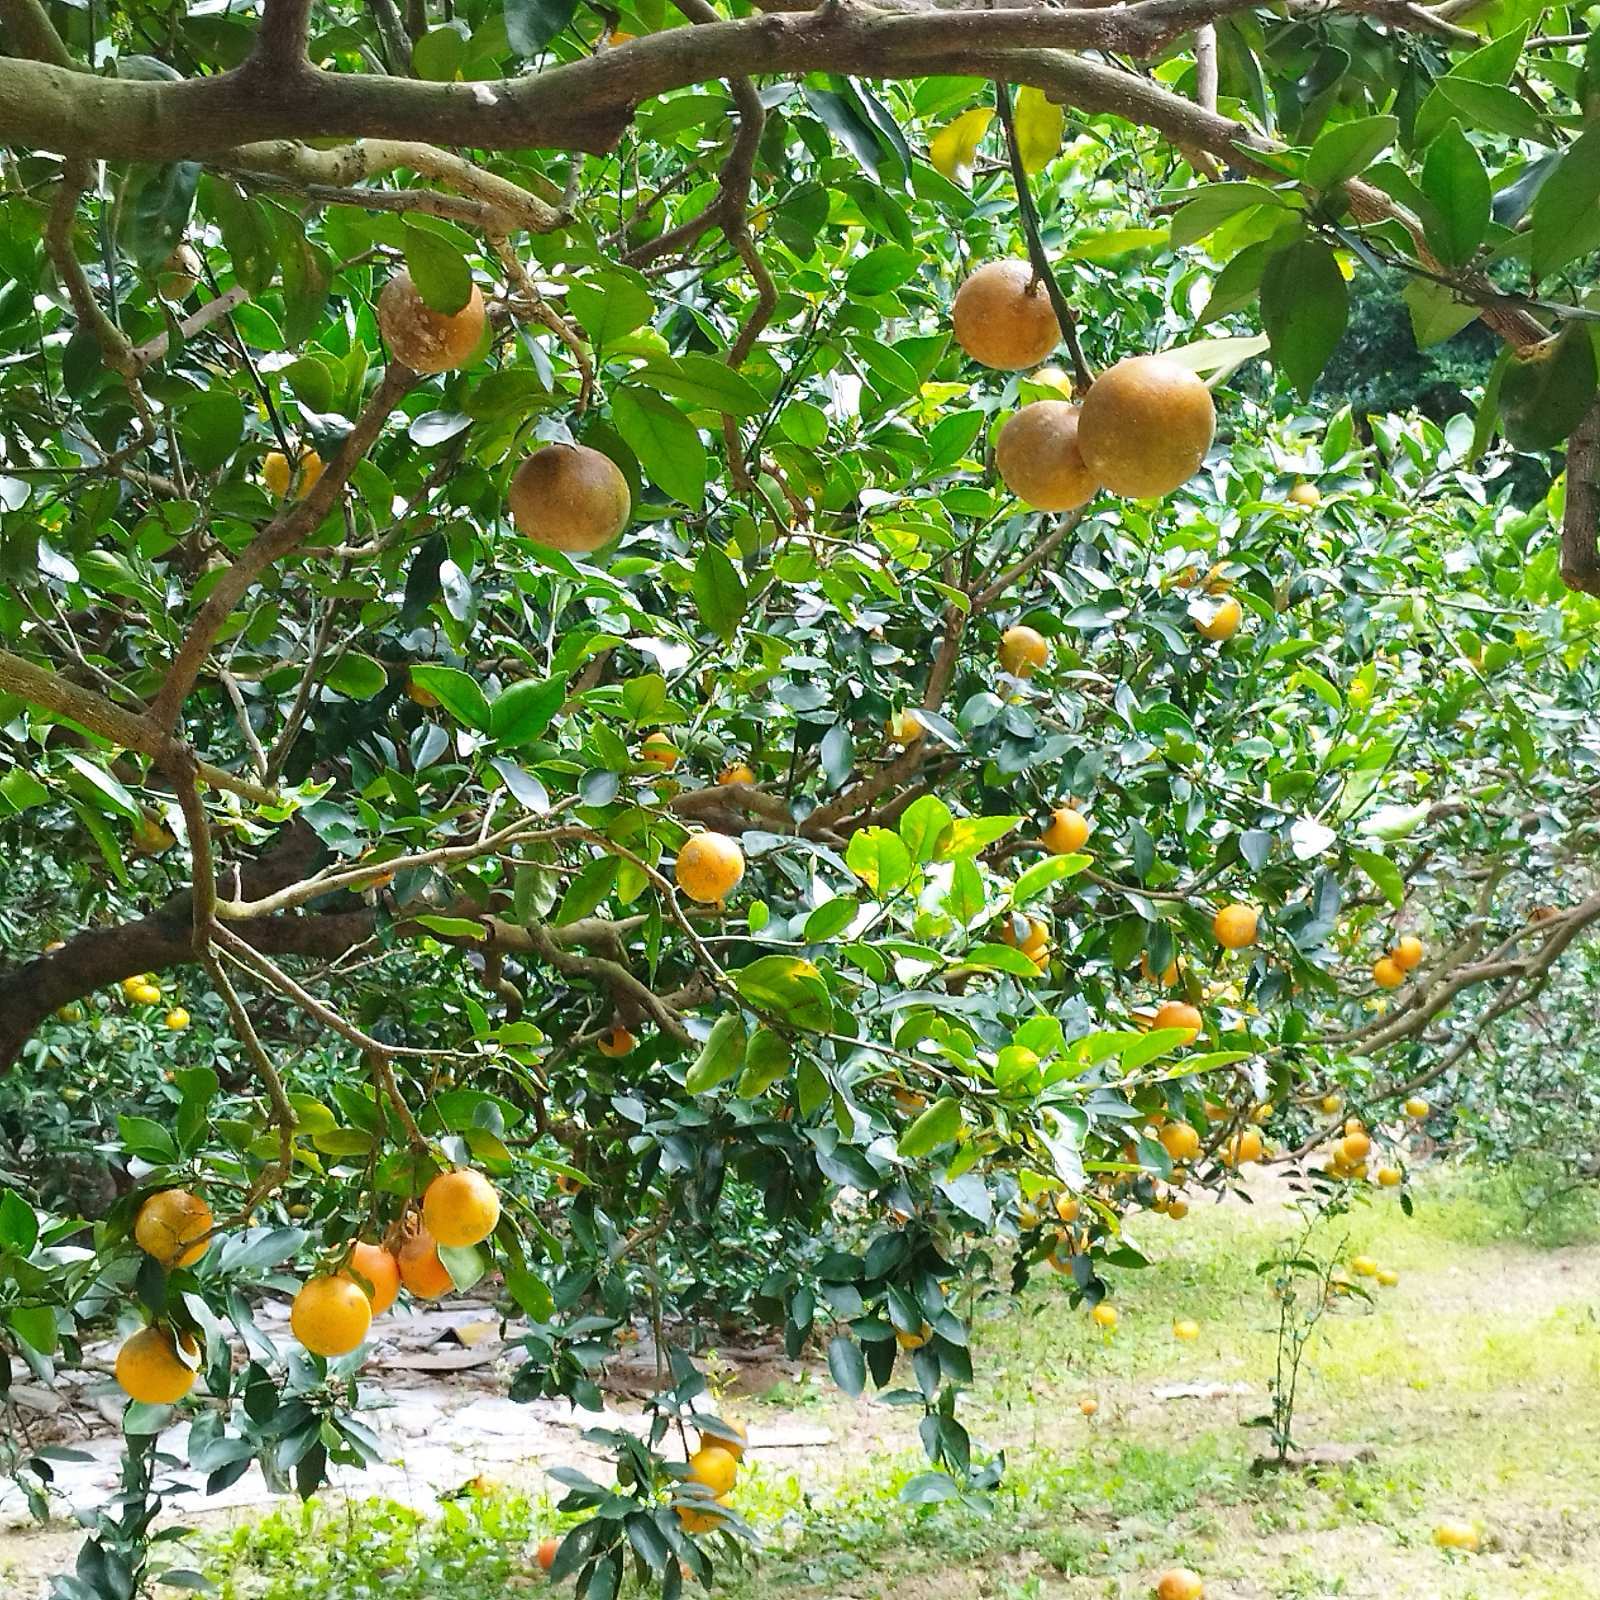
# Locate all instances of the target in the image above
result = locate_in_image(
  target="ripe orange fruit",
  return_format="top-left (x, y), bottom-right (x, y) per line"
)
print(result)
top-left (344, 1241), bottom-right (401, 1316)
top-left (1222, 1127), bottom-right (1264, 1167)
top-left (640, 732), bottom-right (679, 770)
top-left (951, 260), bottom-right (1060, 370)
top-left (1212, 902), bottom-right (1258, 950)
top-left (1152, 1001), bottom-right (1202, 1044)
top-left (895, 1323), bottom-right (932, 1350)
top-left (1091, 1303), bottom-right (1118, 1331)
top-left (536, 1537), bottom-right (560, 1571)
top-left (1054, 1193), bottom-right (1080, 1223)
top-left (115, 1326), bottom-right (199, 1404)
top-left (1392, 934), bottom-right (1424, 971)
top-left (129, 981), bottom-right (163, 1005)
top-left (422, 1168), bottom-right (501, 1247)
top-left (1076, 355), bottom-right (1215, 499)
top-left (1376, 1165), bottom-right (1402, 1188)
top-left (291, 1275), bottom-right (373, 1356)
top-left (262, 450), bottom-right (292, 499)
top-left (717, 762), bottom-right (756, 786)
top-left (134, 1189), bottom-right (213, 1269)
top-left (164, 1007), bottom-right (190, 1030)
top-left (708, 1420), bottom-right (747, 1460)
top-left (1172, 1318), bottom-right (1200, 1341)
top-left (1155, 1568), bottom-right (1205, 1600)
top-left (406, 676), bottom-right (440, 708)
top-left (999, 624), bottom-right (1049, 678)
top-left (1372, 955), bottom-right (1404, 989)
top-left (1319, 1093), bottom-right (1343, 1115)
top-left (675, 1496), bottom-right (731, 1535)
top-left (886, 708), bottom-right (925, 745)
top-left (675, 831), bottom-right (745, 903)
top-left (1288, 480), bottom-right (1321, 508)
top-left (397, 1225), bottom-right (453, 1299)
top-left (1432, 1520), bottom-right (1479, 1551)
top-left (1339, 1130), bottom-right (1371, 1163)
top-left (995, 400), bottom-right (1099, 510)
top-left (1350, 1255), bottom-right (1378, 1278)
top-left (1403, 1096), bottom-right (1430, 1119)
top-left (1140, 952), bottom-right (1179, 987)
top-left (509, 443), bottom-right (631, 553)
top-left (1158, 1122), bottom-right (1200, 1162)
top-left (1195, 596), bottom-right (1242, 642)
top-left (1041, 806), bottom-right (1090, 855)
top-left (1165, 1197), bottom-right (1190, 1220)
top-left (597, 1024), bottom-right (637, 1058)
top-left (377, 269), bottom-right (486, 373)
top-left (1079, 1396), bottom-right (1099, 1416)
top-left (687, 1445), bottom-right (738, 1496)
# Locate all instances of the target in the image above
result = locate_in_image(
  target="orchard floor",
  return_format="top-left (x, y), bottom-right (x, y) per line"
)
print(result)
top-left (4, 1166), bottom-right (1599, 1599)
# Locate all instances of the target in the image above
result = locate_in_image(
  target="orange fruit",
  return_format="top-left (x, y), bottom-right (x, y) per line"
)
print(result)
top-left (1195, 596), bottom-right (1242, 642)
top-left (397, 1225), bottom-right (453, 1299)
top-left (1054, 1193), bottom-right (1080, 1223)
top-left (1155, 1568), bottom-right (1205, 1600)
top-left (1140, 952), bottom-right (1179, 987)
top-left (1076, 355), bottom-right (1215, 499)
top-left (291, 1275), bottom-right (373, 1356)
top-left (536, 1537), bottom-right (560, 1572)
top-left (115, 1326), bottom-right (199, 1404)
top-left (675, 832), bottom-right (745, 904)
top-left (675, 1496), bottom-right (731, 1536)
top-left (886, 708), bottom-right (925, 745)
top-left (1433, 1520), bottom-right (1479, 1550)
top-left (1166, 1197), bottom-right (1190, 1220)
top-left (1222, 1127), bottom-right (1264, 1167)
top-left (995, 400), bottom-right (1098, 510)
top-left (717, 762), bottom-right (756, 786)
top-left (687, 1445), bottom-right (738, 1496)
top-left (706, 1420), bottom-right (747, 1461)
top-left (1212, 903), bottom-right (1258, 950)
top-left (1376, 1266), bottom-right (1400, 1287)
top-left (1288, 481), bottom-right (1320, 508)
top-left (344, 1242), bottom-right (401, 1316)
top-left (951, 260), bottom-right (1060, 370)
top-left (1158, 1122), bottom-right (1200, 1162)
top-left (422, 1168), bottom-right (501, 1248)
top-left (134, 1189), bottom-right (213, 1269)
top-left (597, 1025), bottom-right (637, 1058)
top-left (1079, 1396), bottom-right (1099, 1416)
top-left (1091, 1303), bottom-right (1118, 1331)
top-left (1041, 806), bottom-right (1090, 855)
top-left (1376, 1166), bottom-right (1402, 1188)
top-left (998, 624), bottom-right (1049, 678)
top-left (1152, 1001), bottom-right (1202, 1044)
top-left (1339, 1130), bottom-right (1371, 1163)
top-left (895, 1323), bottom-right (932, 1350)
top-left (262, 450), bottom-right (292, 499)
top-left (1372, 956), bottom-right (1404, 989)
top-left (377, 269), bottom-right (486, 374)
top-left (1172, 1318), bottom-right (1200, 1341)
top-left (640, 732), bottom-right (679, 770)
top-left (509, 443), bottom-right (631, 553)
top-left (164, 1007), bottom-right (190, 1030)
top-left (1392, 934), bottom-right (1424, 971)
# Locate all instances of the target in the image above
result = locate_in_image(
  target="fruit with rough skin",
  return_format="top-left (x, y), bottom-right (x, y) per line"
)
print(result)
top-left (134, 1189), bottom-right (213, 1268)
top-left (1042, 806), bottom-right (1090, 855)
top-left (397, 1224), bottom-right (453, 1299)
top-left (115, 1327), bottom-right (199, 1404)
top-left (1155, 1569), bottom-right (1205, 1600)
top-left (291, 1274), bottom-right (373, 1356)
top-left (1373, 956), bottom-right (1404, 989)
top-left (422, 1168), bottom-right (501, 1247)
top-left (509, 443), bottom-right (631, 553)
top-left (1159, 1122), bottom-right (1201, 1162)
top-left (995, 401), bottom-right (1099, 510)
top-left (1195, 596), bottom-right (1242, 642)
top-left (597, 1025), bottom-right (637, 1058)
top-left (377, 269), bottom-right (486, 373)
top-left (951, 260), bottom-right (1061, 370)
top-left (1392, 934), bottom-right (1424, 971)
top-left (344, 1242), bottom-right (401, 1316)
top-left (1076, 355), bottom-right (1215, 498)
top-left (675, 832), bottom-right (745, 903)
top-left (1212, 903), bottom-right (1259, 950)
top-left (1152, 1001), bottom-right (1202, 1044)
top-left (999, 624), bottom-right (1049, 678)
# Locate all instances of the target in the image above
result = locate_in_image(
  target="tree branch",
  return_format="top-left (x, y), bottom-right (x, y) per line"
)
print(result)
top-left (250, 0), bottom-right (316, 73)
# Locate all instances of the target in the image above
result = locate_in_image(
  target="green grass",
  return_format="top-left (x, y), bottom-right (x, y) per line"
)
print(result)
top-left (197, 1167), bottom-right (1600, 1599)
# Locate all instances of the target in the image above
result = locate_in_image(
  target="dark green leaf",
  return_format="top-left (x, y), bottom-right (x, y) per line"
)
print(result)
top-left (1259, 239), bottom-right (1348, 401)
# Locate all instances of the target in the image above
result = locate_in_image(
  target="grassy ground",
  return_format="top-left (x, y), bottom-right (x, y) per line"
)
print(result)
top-left (131, 1168), bottom-right (1600, 1598)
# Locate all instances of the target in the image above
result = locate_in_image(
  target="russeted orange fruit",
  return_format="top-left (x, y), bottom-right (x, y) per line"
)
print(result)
top-left (422, 1168), bottom-right (501, 1247)
top-left (509, 443), bottom-right (631, 553)
top-left (1392, 934), bottom-right (1424, 971)
top-left (115, 1326), bottom-right (200, 1404)
top-left (1042, 806), bottom-right (1089, 855)
top-left (1152, 1001), bottom-right (1202, 1044)
top-left (999, 624), bottom-right (1049, 678)
top-left (995, 401), bottom-right (1099, 510)
top-left (344, 1241), bottom-right (401, 1316)
top-left (675, 832), bottom-right (745, 903)
top-left (1077, 355), bottom-right (1215, 498)
top-left (134, 1189), bottom-right (213, 1269)
top-left (1159, 1122), bottom-right (1200, 1162)
top-left (377, 269), bottom-right (486, 374)
top-left (1212, 903), bottom-right (1258, 950)
top-left (951, 260), bottom-right (1060, 370)
top-left (398, 1225), bottom-right (453, 1299)
top-left (597, 1024), bottom-right (637, 1058)
top-left (291, 1275), bottom-right (373, 1356)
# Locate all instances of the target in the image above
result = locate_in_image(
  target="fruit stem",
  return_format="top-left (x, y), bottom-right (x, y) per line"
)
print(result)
top-left (992, 80), bottom-right (1095, 396)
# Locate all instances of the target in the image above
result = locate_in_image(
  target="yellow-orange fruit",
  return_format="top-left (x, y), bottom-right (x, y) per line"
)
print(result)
top-left (1339, 1130), bottom-right (1371, 1163)
top-left (1152, 1001), bottom-right (1202, 1044)
top-left (536, 1538), bottom-right (560, 1571)
top-left (422, 1168), bottom-right (501, 1247)
top-left (509, 443), bottom-right (631, 553)
top-left (1042, 806), bottom-right (1089, 855)
top-left (1376, 1166), bottom-right (1402, 1188)
top-left (133, 1189), bottom-right (213, 1269)
top-left (1222, 1127), bottom-right (1264, 1166)
top-left (675, 832), bottom-right (745, 903)
top-left (999, 624), bottom-right (1049, 678)
top-left (1091, 1303), bottom-right (1118, 1330)
top-left (397, 1226), bottom-right (453, 1299)
top-left (344, 1242), bottom-right (401, 1316)
top-left (675, 1495), bottom-right (731, 1535)
top-left (687, 1445), bottom-right (739, 1496)
top-left (1433, 1520), bottom-right (1479, 1551)
top-left (291, 1275), bottom-right (373, 1357)
top-left (640, 732), bottom-right (680, 769)
top-left (1054, 1192), bottom-right (1080, 1223)
top-left (1195, 597), bottom-right (1242, 642)
top-left (886, 709), bottom-right (925, 745)
top-left (1076, 355), bottom-right (1215, 498)
top-left (1372, 955), bottom-right (1404, 989)
top-left (1392, 934), bottom-right (1424, 971)
top-left (995, 401), bottom-right (1099, 510)
top-left (1289, 480), bottom-right (1321, 508)
top-left (1155, 1569), bottom-right (1205, 1600)
top-left (1159, 1122), bottom-right (1201, 1162)
top-left (1212, 903), bottom-right (1259, 950)
top-left (598, 1024), bottom-right (637, 1058)
top-left (1403, 1096), bottom-right (1430, 1119)
top-left (718, 762), bottom-right (756, 786)
top-left (157, 244), bottom-right (201, 302)
top-left (115, 1326), bottom-right (199, 1404)
top-left (951, 260), bottom-right (1061, 370)
top-left (1172, 1318), bottom-right (1200, 1342)
top-left (895, 1322), bottom-right (932, 1349)
top-left (377, 269), bottom-right (486, 373)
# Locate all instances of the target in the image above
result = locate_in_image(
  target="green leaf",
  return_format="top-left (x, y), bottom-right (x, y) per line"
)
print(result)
top-left (846, 245), bottom-right (920, 296)
top-left (898, 794), bottom-right (954, 864)
top-left (412, 914), bottom-right (488, 942)
top-left (504, 1265), bottom-right (555, 1321)
top-left (60, 751), bottom-right (140, 820)
top-left (179, 389), bottom-right (245, 474)
top-left (733, 956), bottom-right (833, 1030)
top-left (0, 1189), bottom-right (39, 1255)
top-left (1349, 847), bottom-right (1405, 909)
top-left (1402, 279), bottom-right (1481, 348)
top-left (936, 816), bottom-right (1020, 858)
top-left (1169, 182), bottom-right (1285, 247)
top-left (685, 1014), bottom-right (749, 1094)
top-left (827, 1333), bottom-right (867, 1396)
top-left (641, 354), bottom-right (767, 417)
top-left (736, 1027), bottom-right (794, 1097)
top-left (117, 1114), bottom-right (177, 1162)
top-left (1436, 78), bottom-right (1551, 145)
top-left (613, 387), bottom-right (706, 508)
top-left (8, 1305), bottom-right (57, 1356)
top-left (555, 856), bottom-right (619, 925)
top-left (803, 897), bottom-right (859, 942)
top-left (1501, 327), bottom-right (1598, 451)
top-left (0, 767), bottom-right (49, 814)
top-left (960, 943), bottom-right (1043, 977)
top-left (897, 1096), bottom-right (962, 1159)
top-left (1531, 126), bottom-right (1600, 279)
top-left (1305, 115), bottom-right (1398, 193)
top-left (692, 545), bottom-right (746, 642)
top-left (439, 1244), bottom-right (486, 1293)
top-left (403, 223), bottom-right (472, 315)
top-left (566, 273), bottom-right (654, 347)
top-left (1420, 121), bottom-right (1490, 268)
top-left (324, 653), bottom-right (387, 701)
top-left (121, 162), bottom-right (200, 271)
top-left (846, 827), bottom-right (914, 895)
top-left (490, 678), bottom-right (566, 747)
top-left (1011, 852), bottom-right (1090, 905)
top-left (1259, 239), bottom-right (1348, 401)
top-left (408, 666), bottom-right (489, 730)
top-left (505, 0), bottom-right (579, 55)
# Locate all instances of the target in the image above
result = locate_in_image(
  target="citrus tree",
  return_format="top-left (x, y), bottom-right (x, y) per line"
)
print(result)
top-left (3, 0), bottom-right (1600, 1592)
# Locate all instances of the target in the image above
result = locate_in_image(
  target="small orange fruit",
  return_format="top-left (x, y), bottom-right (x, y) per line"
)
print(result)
top-left (164, 1007), bottom-right (190, 1030)
top-left (1339, 1130), bottom-right (1371, 1163)
top-left (1403, 1096), bottom-right (1430, 1119)
top-left (1288, 481), bottom-right (1321, 508)
top-left (1392, 934), bottom-right (1424, 971)
top-left (291, 1275), bottom-right (373, 1356)
top-left (1172, 1318), bottom-right (1200, 1341)
top-left (344, 1241), bottom-right (401, 1316)
top-left (1433, 1520), bottom-right (1479, 1551)
top-left (1195, 597), bottom-right (1242, 643)
top-left (1158, 1122), bottom-right (1200, 1162)
top-left (675, 831), bottom-right (745, 904)
top-left (397, 1225), bottom-right (453, 1299)
top-left (509, 443), bottom-right (631, 553)
top-left (1155, 1568), bottom-right (1205, 1600)
top-left (134, 1189), bottom-right (213, 1269)
top-left (717, 762), bottom-right (756, 786)
top-left (886, 708), bottom-right (925, 745)
top-left (1376, 1266), bottom-right (1400, 1287)
top-left (1041, 806), bottom-right (1090, 855)
top-left (536, 1537), bottom-right (560, 1572)
top-left (675, 1495), bottom-right (731, 1535)
top-left (951, 260), bottom-right (1060, 370)
top-left (1350, 1255), bottom-right (1378, 1278)
top-left (597, 1025), bottom-right (637, 1058)
top-left (115, 1326), bottom-right (199, 1404)
top-left (895, 1323), bottom-right (932, 1350)
top-left (377, 268), bottom-right (486, 374)
top-left (1222, 1127), bottom-right (1264, 1167)
top-left (1079, 1396), bottom-right (1099, 1416)
top-left (1091, 1303), bottom-right (1118, 1331)
top-left (1376, 1165), bottom-right (1403, 1188)
top-left (640, 732), bottom-right (679, 770)
top-left (687, 1445), bottom-right (739, 1496)
top-left (999, 624), bottom-right (1049, 678)
top-left (1212, 903), bottom-right (1258, 950)
top-left (1166, 1197), bottom-right (1190, 1220)
top-left (1372, 956), bottom-right (1404, 989)
top-left (1152, 1001), bottom-right (1202, 1044)
top-left (1054, 1193), bottom-right (1080, 1223)
top-left (422, 1168), bottom-right (501, 1248)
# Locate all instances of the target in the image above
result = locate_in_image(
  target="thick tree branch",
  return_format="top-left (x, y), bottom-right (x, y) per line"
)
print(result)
top-left (250, 0), bottom-right (316, 73)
